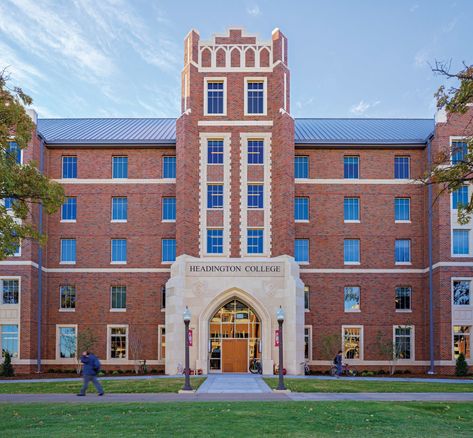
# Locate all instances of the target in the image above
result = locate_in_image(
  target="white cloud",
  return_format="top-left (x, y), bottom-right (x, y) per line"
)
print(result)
top-left (414, 50), bottom-right (429, 68)
top-left (247, 4), bottom-right (261, 17)
top-left (350, 100), bottom-right (380, 115)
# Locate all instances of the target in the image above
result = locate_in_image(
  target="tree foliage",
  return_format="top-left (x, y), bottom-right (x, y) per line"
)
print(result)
top-left (1, 351), bottom-right (15, 377)
top-left (0, 69), bottom-right (64, 259)
top-left (455, 352), bottom-right (468, 377)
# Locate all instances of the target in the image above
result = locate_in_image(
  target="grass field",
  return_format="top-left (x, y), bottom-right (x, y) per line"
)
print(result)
top-left (0, 378), bottom-right (205, 394)
top-left (1, 402), bottom-right (472, 437)
top-left (264, 378), bottom-right (473, 393)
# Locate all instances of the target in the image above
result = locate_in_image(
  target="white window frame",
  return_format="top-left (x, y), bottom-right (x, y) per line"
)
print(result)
top-left (450, 136), bottom-right (469, 165)
top-left (110, 239), bottom-right (127, 265)
top-left (451, 277), bottom-right (472, 308)
top-left (60, 238), bottom-right (76, 265)
top-left (0, 277), bottom-right (21, 306)
top-left (161, 197), bottom-right (176, 223)
top-left (59, 285), bottom-right (76, 312)
top-left (110, 285), bottom-right (127, 312)
top-left (56, 324), bottom-right (77, 362)
top-left (111, 197), bottom-right (128, 223)
top-left (342, 325), bottom-right (364, 361)
top-left (0, 323), bottom-right (20, 360)
top-left (60, 197), bottom-right (77, 223)
top-left (343, 197), bottom-right (360, 224)
top-left (158, 324), bottom-right (166, 363)
top-left (393, 325), bottom-right (415, 362)
top-left (246, 227), bottom-right (264, 256)
top-left (451, 228), bottom-right (472, 258)
top-left (207, 183), bottom-right (224, 210)
top-left (61, 156), bottom-right (77, 179)
top-left (204, 77), bottom-right (227, 116)
top-left (344, 286), bottom-right (361, 313)
top-left (394, 156), bottom-right (410, 179)
top-left (395, 286), bottom-right (412, 313)
top-left (394, 239), bottom-right (412, 265)
top-left (295, 196), bottom-right (310, 223)
top-left (304, 325), bottom-right (313, 361)
top-left (343, 239), bottom-right (360, 266)
top-left (394, 197), bottom-right (411, 224)
top-left (244, 77), bottom-right (267, 116)
top-left (107, 324), bottom-right (129, 361)
top-left (452, 324), bottom-right (471, 361)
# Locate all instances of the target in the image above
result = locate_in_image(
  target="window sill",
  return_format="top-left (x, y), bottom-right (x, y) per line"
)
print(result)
top-left (345, 309), bottom-right (361, 313)
top-left (344, 262), bottom-right (360, 266)
top-left (60, 220), bottom-right (77, 223)
top-left (344, 220), bottom-right (360, 224)
top-left (111, 220), bottom-right (127, 223)
top-left (244, 112), bottom-right (267, 117)
top-left (452, 254), bottom-right (473, 258)
top-left (161, 261), bottom-right (174, 265)
top-left (206, 163), bottom-right (224, 166)
top-left (60, 261), bottom-right (76, 265)
top-left (162, 220), bottom-right (176, 223)
top-left (295, 220), bottom-right (309, 223)
top-left (395, 220), bottom-right (411, 224)
top-left (248, 163), bottom-right (264, 166)
top-left (160, 308), bottom-right (166, 312)
top-left (396, 309), bottom-right (412, 313)
top-left (59, 309), bottom-right (76, 312)
top-left (304, 309), bottom-right (310, 313)
top-left (110, 309), bottom-right (127, 312)
top-left (204, 113), bottom-right (227, 117)
top-left (207, 208), bottom-right (224, 211)
top-left (298, 261), bottom-right (310, 265)
top-left (395, 262), bottom-right (412, 266)
top-left (110, 262), bottom-right (127, 265)
top-left (111, 177), bottom-right (129, 180)
top-left (162, 178), bottom-right (177, 181)
top-left (247, 208), bottom-right (264, 211)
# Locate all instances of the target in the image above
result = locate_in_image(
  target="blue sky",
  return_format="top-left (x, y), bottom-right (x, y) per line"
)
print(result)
top-left (0, 0), bottom-right (471, 119)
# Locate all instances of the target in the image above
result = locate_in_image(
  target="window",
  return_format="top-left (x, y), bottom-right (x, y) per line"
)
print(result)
top-left (248, 184), bottom-right (263, 208)
top-left (111, 286), bottom-right (126, 310)
top-left (304, 327), bottom-right (311, 360)
top-left (60, 285), bottom-right (76, 310)
top-left (395, 198), bottom-right (410, 221)
top-left (344, 239), bottom-right (360, 264)
top-left (344, 198), bottom-right (359, 221)
top-left (161, 286), bottom-right (166, 309)
top-left (163, 156), bottom-right (176, 178)
top-left (1, 280), bottom-right (19, 304)
top-left (453, 186), bottom-right (469, 210)
top-left (294, 156), bottom-right (309, 178)
top-left (62, 156), bottom-right (77, 179)
top-left (111, 239), bottom-right (127, 263)
top-left (248, 140), bottom-right (264, 164)
top-left (1, 325), bottom-right (18, 358)
top-left (207, 229), bottom-right (223, 254)
top-left (3, 197), bottom-right (14, 210)
top-left (6, 142), bottom-right (21, 164)
top-left (207, 185), bottom-right (224, 209)
top-left (454, 326), bottom-right (471, 359)
top-left (344, 286), bottom-right (360, 312)
top-left (112, 197), bottom-right (128, 222)
top-left (343, 327), bottom-right (361, 359)
top-left (453, 280), bottom-right (470, 305)
top-left (246, 80), bottom-right (265, 114)
top-left (453, 230), bottom-right (469, 255)
top-left (58, 327), bottom-right (76, 358)
top-left (247, 229), bottom-right (263, 254)
top-left (304, 286), bottom-right (310, 310)
top-left (394, 326), bottom-right (412, 359)
top-left (295, 239), bottom-right (309, 263)
top-left (207, 81), bottom-right (224, 114)
top-left (162, 197), bottom-right (176, 221)
top-left (159, 326), bottom-right (166, 360)
top-left (109, 326), bottom-right (127, 359)
top-left (395, 239), bottom-right (411, 263)
top-left (60, 239), bottom-right (76, 263)
top-left (295, 197), bottom-right (309, 221)
top-left (394, 156), bottom-right (410, 179)
top-left (395, 286), bottom-right (412, 311)
top-left (112, 156), bottom-right (128, 178)
top-left (61, 197), bottom-right (77, 221)
top-left (452, 141), bottom-right (468, 164)
top-left (344, 156), bottom-right (359, 179)
top-left (208, 140), bottom-right (224, 164)
top-left (162, 239), bottom-right (176, 262)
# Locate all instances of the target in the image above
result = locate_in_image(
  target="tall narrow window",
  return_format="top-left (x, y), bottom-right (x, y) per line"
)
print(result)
top-left (60, 239), bottom-right (76, 264)
top-left (246, 80), bottom-right (265, 114)
top-left (343, 327), bottom-right (361, 359)
top-left (112, 197), bottom-right (128, 221)
top-left (6, 142), bottom-right (21, 163)
top-left (394, 156), bottom-right (410, 179)
top-left (207, 185), bottom-right (224, 209)
top-left (161, 286), bottom-right (166, 309)
top-left (162, 239), bottom-right (176, 262)
top-left (394, 326), bottom-right (412, 359)
top-left (62, 156), bottom-right (77, 179)
top-left (207, 81), bottom-right (224, 114)
top-left (1, 325), bottom-right (19, 357)
top-left (248, 140), bottom-right (264, 164)
top-left (395, 239), bottom-right (411, 263)
top-left (304, 286), bottom-right (310, 310)
top-left (159, 326), bottom-right (166, 360)
top-left (207, 229), bottom-right (223, 254)
top-left (453, 230), bottom-right (469, 255)
top-left (61, 197), bottom-right (77, 221)
top-left (344, 156), bottom-right (359, 179)
top-left (294, 156), bottom-right (309, 178)
top-left (60, 285), bottom-right (76, 310)
top-left (248, 184), bottom-right (263, 208)
top-left (111, 239), bottom-right (127, 263)
top-left (2, 280), bottom-right (19, 304)
top-left (395, 198), bottom-right (411, 221)
top-left (295, 239), bottom-right (309, 263)
top-left (163, 156), bottom-right (176, 178)
top-left (112, 156), bottom-right (128, 178)
top-left (344, 198), bottom-right (360, 221)
top-left (3, 197), bottom-right (14, 210)
top-left (344, 239), bottom-right (360, 264)
top-left (452, 186), bottom-right (469, 210)
top-left (454, 326), bottom-right (471, 359)
top-left (58, 326), bottom-right (76, 358)
top-left (109, 327), bottom-right (127, 359)
top-left (452, 141), bottom-right (468, 164)
top-left (162, 197), bottom-right (176, 221)
top-left (395, 286), bottom-right (412, 311)
top-left (304, 327), bottom-right (311, 360)
top-left (207, 140), bottom-right (224, 164)
top-left (453, 280), bottom-right (470, 305)
top-left (247, 229), bottom-right (263, 254)
top-left (344, 286), bottom-right (360, 312)
top-left (295, 197), bottom-right (309, 221)
top-left (111, 286), bottom-right (126, 310)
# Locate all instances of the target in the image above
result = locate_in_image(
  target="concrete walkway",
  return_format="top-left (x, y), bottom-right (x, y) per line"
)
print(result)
top-left (1, 392), bottom-right (473, 403)
top-left (197, 373), bottom-right (272, 393)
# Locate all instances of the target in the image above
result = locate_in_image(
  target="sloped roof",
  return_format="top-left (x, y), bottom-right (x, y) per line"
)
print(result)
top-left (37, 117), bottom-right (434, 145)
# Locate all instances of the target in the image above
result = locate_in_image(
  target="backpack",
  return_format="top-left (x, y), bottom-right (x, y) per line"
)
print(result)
top-left (93, 357), bottom-right (101, 373)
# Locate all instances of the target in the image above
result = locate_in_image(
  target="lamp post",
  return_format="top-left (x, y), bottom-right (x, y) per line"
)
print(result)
top-left (182, 306), bottom-right (192, 391)
top-left (276, 306), bottom-right (286, 391)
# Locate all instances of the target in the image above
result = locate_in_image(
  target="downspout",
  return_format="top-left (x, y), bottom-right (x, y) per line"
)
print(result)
top-left (427, 134), bottom-right (435, 374)
top-left (36, 135), bottom-right (44, 373)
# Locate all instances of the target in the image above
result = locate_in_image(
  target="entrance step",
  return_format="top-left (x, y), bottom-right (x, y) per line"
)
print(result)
top-left (197, 374), bottom-right (272, 394)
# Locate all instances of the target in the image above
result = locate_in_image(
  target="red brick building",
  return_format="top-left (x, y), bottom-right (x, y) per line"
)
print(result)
top-left (1, 28), bottom-right (472, 374)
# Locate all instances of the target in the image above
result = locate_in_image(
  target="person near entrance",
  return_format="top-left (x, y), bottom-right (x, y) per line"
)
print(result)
top-left (77, 351), bottom-right (104, 396)
top-left (334, 350), bottom-right (343, 377)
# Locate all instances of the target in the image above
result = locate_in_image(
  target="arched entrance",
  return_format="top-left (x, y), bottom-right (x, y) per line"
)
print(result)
top-left (209, 298), bottom-right (261, 373)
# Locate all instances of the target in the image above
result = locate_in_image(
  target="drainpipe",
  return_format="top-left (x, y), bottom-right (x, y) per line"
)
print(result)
top-left (427, 135), bottom-right (435, 374)
top-left (36, 135), bottom-right (44, 373)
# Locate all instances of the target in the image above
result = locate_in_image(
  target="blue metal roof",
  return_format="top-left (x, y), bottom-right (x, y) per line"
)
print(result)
top-left (37, 117), bottom-right (434, 145)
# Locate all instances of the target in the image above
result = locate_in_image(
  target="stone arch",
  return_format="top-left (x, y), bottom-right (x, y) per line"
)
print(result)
top-left (230, 47), bottom-right (241, 67)
top-left (244, 47), bottom-right (255, 68)
top-left (201, 47), bottom-right (212, 67)
top-left (259, 47), bottom-right (270, 67)
top-left (216, 47), bottom-right (226, 67)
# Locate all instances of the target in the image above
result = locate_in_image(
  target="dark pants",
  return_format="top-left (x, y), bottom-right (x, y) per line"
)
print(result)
top-left (79, 375), bottom-right (104, 395)
top-left (336, 363), bottom-right (342, 376)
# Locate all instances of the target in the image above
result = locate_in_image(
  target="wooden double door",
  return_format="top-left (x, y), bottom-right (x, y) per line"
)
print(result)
top-left (221, 339), bottom-right (248, 373)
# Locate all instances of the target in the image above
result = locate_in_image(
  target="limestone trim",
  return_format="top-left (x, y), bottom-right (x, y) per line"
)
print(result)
top-left (295, 178), bottom-right (422, 185)
top-left (198, 120), bottom-right (273, 126)
top-left (53, 178), bottom-right (176, 184)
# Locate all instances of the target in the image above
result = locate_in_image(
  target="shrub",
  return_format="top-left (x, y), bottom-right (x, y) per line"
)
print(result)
top-left (117, 369), bottom-right (124, 374)
top-left (150, 369), bottom-right (158, 374)
top-left (1, 352), bottom-right (14, 377)
top-left (377, 369), bottom-right (387, 375)
top-left (456, 353), bottom-right (469, 377)
top-left (112, 370), bottom-right (119, 375)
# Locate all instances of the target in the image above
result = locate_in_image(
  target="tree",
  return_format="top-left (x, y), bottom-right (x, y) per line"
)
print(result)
top-left (455, 353), bottom-right (468, 377)
top-left (1, 351), bottom-right (15, 377)
top-left (375, 328), bottom-right (406, 375)
top-left (319, 333), bottom-right (341, 361)
top-left (129, 331), bottom-right (145, 374)
top-left (422, 62), bottom-right (473, 224)
top-left (74, 328), bottom-right (98, 374)
top-left (0, 69), bottom-right (64, 259)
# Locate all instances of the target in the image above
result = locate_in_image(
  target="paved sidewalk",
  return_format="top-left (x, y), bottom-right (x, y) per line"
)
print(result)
top-left (1, 392), bottom-right (473, 403)
top-left (197, 373), bottom-right (271, 394)
top-left (0, 375), bottom-right (202, 384)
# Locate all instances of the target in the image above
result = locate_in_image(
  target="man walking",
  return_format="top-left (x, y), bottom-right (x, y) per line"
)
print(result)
top-left (334, 350), bottom-right (343, 377)
top-left (77, 351), bottom-right (104, 396)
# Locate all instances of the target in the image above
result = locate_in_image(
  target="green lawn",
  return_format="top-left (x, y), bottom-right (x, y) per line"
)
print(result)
top-left (1, 402), bottom-right (472, 437)
top-left (0, 378), bottom-right (205, 394)
top-left (264, 378), bottom-right (473, 393)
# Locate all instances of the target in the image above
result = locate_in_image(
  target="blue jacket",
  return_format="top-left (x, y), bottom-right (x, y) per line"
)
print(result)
top-left (81, 353), bottom-right (100, 376)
